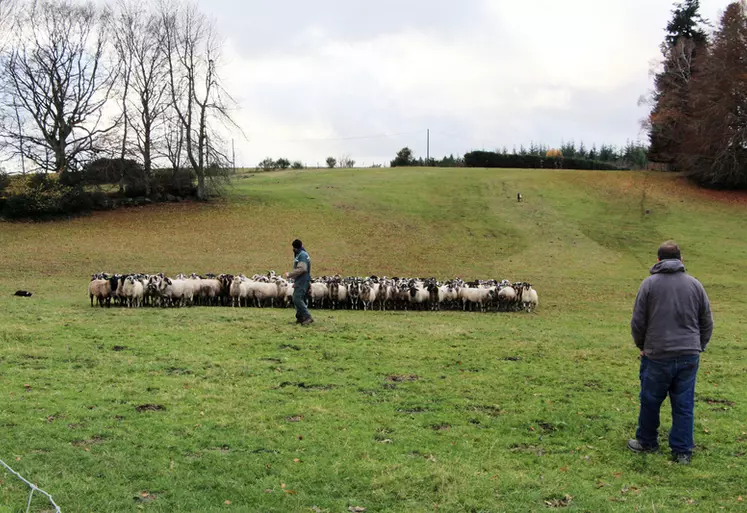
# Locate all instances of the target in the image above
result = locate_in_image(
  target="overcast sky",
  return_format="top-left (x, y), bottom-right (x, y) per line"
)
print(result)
top-left (205, 0), bottom-right (728, 167)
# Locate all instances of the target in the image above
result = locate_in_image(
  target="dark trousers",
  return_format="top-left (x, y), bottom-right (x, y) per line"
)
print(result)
top-left (636, 354), bottom-right (700, 454)
top-left (293, 284), bottom-right (311, 322)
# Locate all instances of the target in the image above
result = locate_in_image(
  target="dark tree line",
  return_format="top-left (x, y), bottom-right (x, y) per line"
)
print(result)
top-left (646, 0), bottom-right (747, 189)
top-left (390, 140), bottom-right (648, 170)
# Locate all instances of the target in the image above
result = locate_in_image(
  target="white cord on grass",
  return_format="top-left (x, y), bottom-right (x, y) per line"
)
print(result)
top-left (0, 457), bottom-right (62, 513)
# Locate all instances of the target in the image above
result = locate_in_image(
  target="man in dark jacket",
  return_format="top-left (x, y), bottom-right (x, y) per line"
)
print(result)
top-left (285, 239), bottom-right (313, 325)
top-left (628, 241), bottom-right (713, 464)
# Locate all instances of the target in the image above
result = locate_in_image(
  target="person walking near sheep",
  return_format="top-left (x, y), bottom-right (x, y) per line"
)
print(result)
top-left (628, 241), bottom-right (713, 464)
top-left (285, 239), bottom-right (313, 325)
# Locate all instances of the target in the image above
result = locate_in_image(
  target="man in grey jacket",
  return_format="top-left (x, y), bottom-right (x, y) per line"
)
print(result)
top-left (285, 239), bottom-right (313, 325)
top-left (628, 241), bottom-right (713, 464)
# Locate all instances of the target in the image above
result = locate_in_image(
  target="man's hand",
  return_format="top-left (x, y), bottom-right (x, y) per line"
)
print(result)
top-left (640, 350), bottom-right (645, 357)
top-left (284, 272), bottom-right (290, 279)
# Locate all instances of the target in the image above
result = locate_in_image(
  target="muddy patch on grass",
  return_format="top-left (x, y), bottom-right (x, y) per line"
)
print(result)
top-left (386, 374), bottom-right (419, 382)
top-left (286, 415), bottom-right (304, 422)
top-left (499, 356), bottom-right (522, 362)
top-left (134, 491), bottom-right (157, 503)
top-left (208, 445), bottom-right (231, 453)
top-left (534, 420), bottom-right (567, 432)
top-left (261, 357), bottom-right (283, 363)
top-left (278, 381), bottom-right (336, 391)
top-left (71, 434), bottom-right (106, 446)
top-left (112, 346), bottom-right (126, 352)
top-left (279, 344), bottom-right (301, 351)
top-left (164, 367), bottom-right (193, 375)
top-left (463, 404), bottom-right (503, 416)
top-left (396, 406), bottom-right (430, 414)
top-left (251, 447), bottom-right (280, 454)
top-left (136, 404), bottom-right (166, 412)
top-left (544, 494), bottom-right (573, 508)
top-left (22, 354), bottom-right (48, 360)
top-left (430, 423), bottom-right (451, 431)
top-left (699, 396), bottom-right (735, 407)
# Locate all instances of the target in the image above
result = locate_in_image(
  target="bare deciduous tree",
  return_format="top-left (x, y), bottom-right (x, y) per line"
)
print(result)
top-left (113, 0), bottom-right (170, 196)
top-left (161, 0), bottom-right (236, 200)
top-left (112, 1), bottom-right (134, 192)
top-left (0, 0), bottom-right (118, 175)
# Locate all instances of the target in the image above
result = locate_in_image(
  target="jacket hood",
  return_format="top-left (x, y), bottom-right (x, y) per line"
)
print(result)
top-left (650, 259), bottom-right (686, 275)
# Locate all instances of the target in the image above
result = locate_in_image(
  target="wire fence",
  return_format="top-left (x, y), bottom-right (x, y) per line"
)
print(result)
top-left (0, 457), bottom-right (61, 513)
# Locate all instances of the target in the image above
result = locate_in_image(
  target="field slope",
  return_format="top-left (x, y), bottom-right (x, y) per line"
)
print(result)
top-left (0, 168), bottom-right (745, 512)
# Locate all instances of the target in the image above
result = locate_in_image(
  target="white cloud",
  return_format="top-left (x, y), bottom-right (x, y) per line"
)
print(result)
top-left (209, 0), bottom-right (731, 166)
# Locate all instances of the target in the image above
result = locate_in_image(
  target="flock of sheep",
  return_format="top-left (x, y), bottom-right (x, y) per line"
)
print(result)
top-left (88, 272), bottom-right (539, 313)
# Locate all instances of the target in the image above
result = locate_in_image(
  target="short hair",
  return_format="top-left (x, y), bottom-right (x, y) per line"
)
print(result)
top-left (292, 239), bottom-right (303, 249)
top-left (658, 240), bottom-right (681, 260)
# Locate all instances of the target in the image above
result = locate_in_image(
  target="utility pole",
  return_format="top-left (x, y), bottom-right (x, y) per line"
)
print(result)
top-left (232, 139), bottom-right (236, 174)
top-left (426, 129), bottom-right (430, 165)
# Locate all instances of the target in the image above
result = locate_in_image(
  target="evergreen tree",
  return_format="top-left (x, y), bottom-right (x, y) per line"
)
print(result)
top-left (683, 2), bottom-right (747, 188)
top-left (577, 141), bottom-right (587, 160)
top-left (648, 0), bottom-right (709, 164)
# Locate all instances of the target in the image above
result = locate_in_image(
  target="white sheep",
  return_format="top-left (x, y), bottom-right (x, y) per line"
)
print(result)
top-left (309, 282), bottom-right (329, 309)
top-left (122, 275), bottom-right (144, 308)
top-left (360, 281), bottom-right (379, 311)
top-left (520, 284), bottom-right (539, 313)
top-left (459, 286), bottom-right (492, 312)
top-left (160, 277), bottom-right (194, 307)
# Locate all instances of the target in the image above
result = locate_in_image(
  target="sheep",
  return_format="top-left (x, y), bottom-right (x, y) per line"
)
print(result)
top-left (230, 276), bottom-right (244, 307)
top-left (309, 282), bottom-right (329, 309)
top-left (360, 281), bottom-right (379, 311)
top-left (88, 279), bottom-right (111, 307)
top-left (347, 280), bottom-right (361, 310)
top-left (159, 277), bottom-right (194, 307)
top-left (85, 271), bottom-right (538, 314)
top-left (199, 278), bottom-right (223, 306)
top-left (459, 286), bottom-right (492, 313)
top-left (250, 280), bottom-right (280, 308)
top-left (408, 282), bottom-right (430, 311)
top-left (377, 278), bottom-right (394, 311)
top-left (284, 282), bottom-right (295, 307)
top-left (519, 283), bottom-right (539, 313)
top-left (121, 275), bottom-right (144, 308)
top-left (274, 278), bottom-right (291, 307)
top-left (496, 284), bottom-right (518, 311)
top-left (328, 279), bottom-right (348, 310)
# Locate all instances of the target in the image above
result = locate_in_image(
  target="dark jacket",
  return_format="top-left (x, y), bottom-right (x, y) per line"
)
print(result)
top-left (631, 259), bottom-right (713, 359)
top-left (288, 249), bottom-right (311, 288)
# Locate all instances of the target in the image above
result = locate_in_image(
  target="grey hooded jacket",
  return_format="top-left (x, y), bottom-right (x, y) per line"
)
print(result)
top-left (631, 259), bottom-right (713, 359)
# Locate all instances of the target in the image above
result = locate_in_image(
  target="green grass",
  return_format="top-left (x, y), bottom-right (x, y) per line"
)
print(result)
top-left (0, 168), bottom-right (746, 512)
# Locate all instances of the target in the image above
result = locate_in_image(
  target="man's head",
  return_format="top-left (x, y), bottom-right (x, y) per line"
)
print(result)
top-left (658, 240), bottom-right (681, 261)
top-left (292, 239), bottom-right (303, 255)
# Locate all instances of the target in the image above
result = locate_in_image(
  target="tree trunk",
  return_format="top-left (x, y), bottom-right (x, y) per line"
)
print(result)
top-left (144, 142), bottom-right (152, 197)
top-left (196, 171), bottom-right (206, 200)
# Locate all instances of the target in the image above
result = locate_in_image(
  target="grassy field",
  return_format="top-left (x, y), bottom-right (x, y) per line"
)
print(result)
top-left (0, 167), bottom-right (746, 512)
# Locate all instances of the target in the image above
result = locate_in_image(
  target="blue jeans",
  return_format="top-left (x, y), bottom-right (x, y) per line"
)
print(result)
top-left (293, 284), bottom-right (311, 322)
top-left (636, 354), bottom-right (700, 454)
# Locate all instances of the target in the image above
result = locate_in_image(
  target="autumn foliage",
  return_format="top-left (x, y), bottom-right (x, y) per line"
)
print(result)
top-left (648, 1), bottom-right (747, 189)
